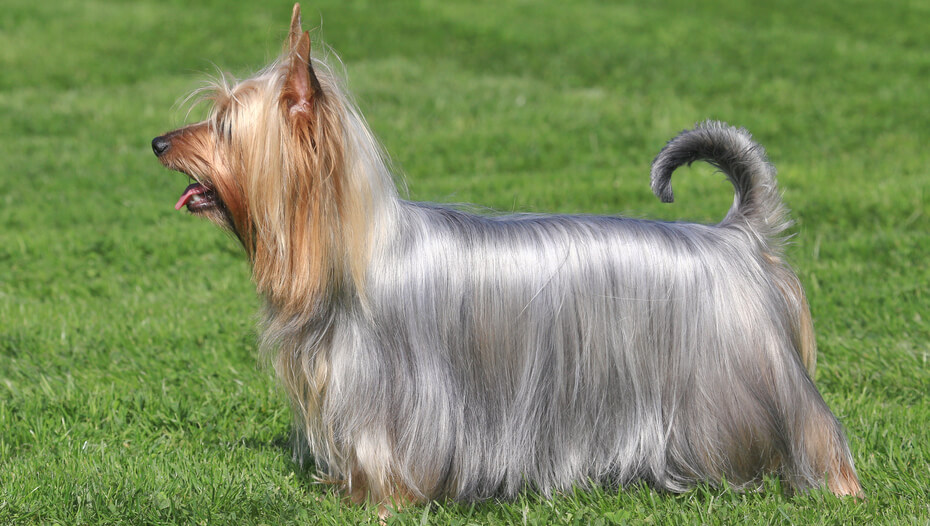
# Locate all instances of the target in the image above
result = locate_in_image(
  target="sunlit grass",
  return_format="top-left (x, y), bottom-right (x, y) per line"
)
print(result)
top-left (1, 0), bottom-right (928, 523)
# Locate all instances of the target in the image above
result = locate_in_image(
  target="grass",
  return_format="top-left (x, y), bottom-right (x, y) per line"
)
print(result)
top-left (1, 0), bottom-right (928, 523)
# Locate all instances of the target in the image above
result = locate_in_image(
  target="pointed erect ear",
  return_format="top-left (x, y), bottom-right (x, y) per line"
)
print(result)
top-left (289, 3), bottom-right (302, 50)
top-left (283, 8), bottom-right (323, 117)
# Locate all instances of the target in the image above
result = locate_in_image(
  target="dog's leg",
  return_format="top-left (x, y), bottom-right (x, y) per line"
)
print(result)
top-left (343, 465), bottom-right (419, 518)
top-left (344, 434), bottom-right (423, 511)
top-left (795, 401), bottom-right (864, 497)
top-left (664, 339), bottom-right (861, 497)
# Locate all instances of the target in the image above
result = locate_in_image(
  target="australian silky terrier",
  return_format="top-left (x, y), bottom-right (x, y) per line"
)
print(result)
top-left (152, 4), bottom-right (861, 507)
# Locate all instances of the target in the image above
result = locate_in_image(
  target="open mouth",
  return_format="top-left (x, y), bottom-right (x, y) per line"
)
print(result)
top-left (175, 181), bottom-right (218, 212)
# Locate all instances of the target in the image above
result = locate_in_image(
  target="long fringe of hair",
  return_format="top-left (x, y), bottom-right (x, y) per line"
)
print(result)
top-left (163, 6), bottom-right (861, 504)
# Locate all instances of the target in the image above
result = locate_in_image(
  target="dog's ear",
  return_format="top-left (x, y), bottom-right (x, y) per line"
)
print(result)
top-left (288, 4), bottom-right (303, 50)
top-left (283, 5), bottom-right (323, 117)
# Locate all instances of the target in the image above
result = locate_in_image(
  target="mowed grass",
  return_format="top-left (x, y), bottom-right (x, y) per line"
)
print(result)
top-left (1, 0), bottom-right (928, 523)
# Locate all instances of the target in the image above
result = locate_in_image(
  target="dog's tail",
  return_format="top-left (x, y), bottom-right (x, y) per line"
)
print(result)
top-left (650, 121), bottom-right (790, 246)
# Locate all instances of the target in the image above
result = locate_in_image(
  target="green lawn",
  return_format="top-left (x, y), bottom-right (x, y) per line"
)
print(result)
top-left (1, 0), bottom-right (928, 523)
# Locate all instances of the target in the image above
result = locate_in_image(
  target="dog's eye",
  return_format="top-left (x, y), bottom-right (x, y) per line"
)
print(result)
top-left (214, 115), bottom-right (232, 141)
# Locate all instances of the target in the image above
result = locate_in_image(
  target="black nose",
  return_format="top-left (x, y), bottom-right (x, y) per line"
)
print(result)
top-left (152, 136), bottom-right (171, 156)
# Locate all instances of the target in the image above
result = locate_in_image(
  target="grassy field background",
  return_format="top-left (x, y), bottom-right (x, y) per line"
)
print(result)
top-left (1, 0), bottom-right (928, 523)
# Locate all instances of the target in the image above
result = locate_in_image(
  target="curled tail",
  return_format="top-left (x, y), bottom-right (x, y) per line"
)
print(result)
top-left (650, 121), bottom-right (790, 248)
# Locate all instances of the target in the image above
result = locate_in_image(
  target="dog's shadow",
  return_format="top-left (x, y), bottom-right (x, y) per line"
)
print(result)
top-left (252, 431), bottom-right (338, 489)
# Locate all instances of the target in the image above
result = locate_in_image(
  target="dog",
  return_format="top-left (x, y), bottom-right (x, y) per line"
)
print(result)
top-left (152, 4), bottom-right (862, 507)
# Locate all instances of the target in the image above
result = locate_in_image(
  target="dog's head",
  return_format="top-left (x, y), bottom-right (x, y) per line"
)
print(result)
top-left (153, 3), bottom-right (333, 232)
top-left (152, 4), bottom-right (365, 311)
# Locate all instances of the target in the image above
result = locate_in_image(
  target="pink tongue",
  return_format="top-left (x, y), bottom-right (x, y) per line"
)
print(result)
top-left (175, 184), bottom-right (206, 210)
